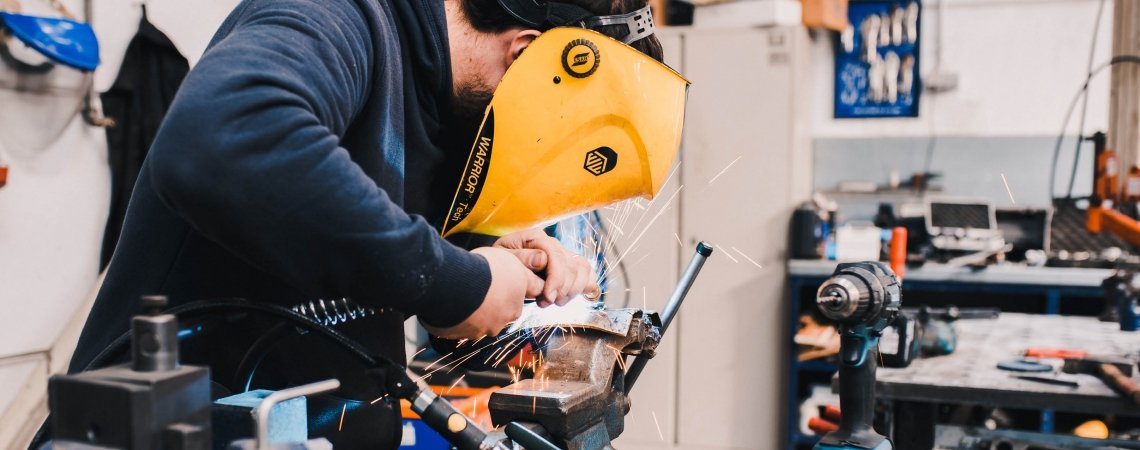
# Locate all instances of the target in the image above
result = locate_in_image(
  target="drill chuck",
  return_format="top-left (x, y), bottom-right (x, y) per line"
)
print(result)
top-left (817, 276), bottom-right (871, 323)
top-left (815, 262), bottom-right (901, 332)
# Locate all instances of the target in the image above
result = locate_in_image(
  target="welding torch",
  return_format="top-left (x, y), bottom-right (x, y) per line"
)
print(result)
top-left (623, 241), bottom-right (714, 393)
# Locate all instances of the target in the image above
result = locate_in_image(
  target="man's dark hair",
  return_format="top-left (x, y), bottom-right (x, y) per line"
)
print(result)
top-left (460, 0), bottom-right (665, 63)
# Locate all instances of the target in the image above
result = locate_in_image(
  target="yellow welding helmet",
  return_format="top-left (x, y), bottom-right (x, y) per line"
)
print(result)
top-left (441, 27), bottom-right (689, 238)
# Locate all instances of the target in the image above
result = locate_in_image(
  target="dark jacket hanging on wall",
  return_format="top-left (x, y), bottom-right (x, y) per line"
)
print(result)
top-left (100, 11), bottom-right (189, 270)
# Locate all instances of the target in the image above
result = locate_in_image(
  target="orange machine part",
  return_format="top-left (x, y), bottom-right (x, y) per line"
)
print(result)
top-left (890, 227), bottom-right (907, 280)
top-left (1088, 206), bottom-right (1140, 247)
top-left (1125, 166), bottom-right (1140, 203)
top-left (0, 166), bottom-right (7, 189)
top-left (1095, 149), bottom-right (1119, 203)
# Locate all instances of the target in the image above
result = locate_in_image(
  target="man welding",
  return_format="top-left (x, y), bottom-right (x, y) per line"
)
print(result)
top-left (51, 0), bottom-right (673, 447)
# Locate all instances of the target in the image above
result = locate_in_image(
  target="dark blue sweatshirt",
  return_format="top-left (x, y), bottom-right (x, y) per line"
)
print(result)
top-left (70, 0), bottom-right (490, 373)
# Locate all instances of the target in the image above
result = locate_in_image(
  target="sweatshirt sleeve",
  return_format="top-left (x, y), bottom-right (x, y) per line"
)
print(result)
top-left (145, 0), bottom-right (488, 328)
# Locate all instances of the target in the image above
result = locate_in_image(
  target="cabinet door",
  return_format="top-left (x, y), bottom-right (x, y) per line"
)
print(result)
top-left (677, 26), bottom-right (804, 450)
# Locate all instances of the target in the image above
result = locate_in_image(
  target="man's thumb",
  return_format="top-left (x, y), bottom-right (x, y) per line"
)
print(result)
top-left (505, 248), bottom-right (548, 272)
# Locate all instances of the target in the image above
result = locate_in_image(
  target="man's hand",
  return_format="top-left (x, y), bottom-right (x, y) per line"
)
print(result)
top-left (421, 247), bottom-right (542, 339)
top-left (494, 228), bottom-right (600, 307)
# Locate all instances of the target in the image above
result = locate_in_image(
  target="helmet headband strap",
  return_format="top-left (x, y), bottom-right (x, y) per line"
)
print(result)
top-left (495, 0), bottom-right (656, 45)
top-left (581, 4), bottom-right (655, 45)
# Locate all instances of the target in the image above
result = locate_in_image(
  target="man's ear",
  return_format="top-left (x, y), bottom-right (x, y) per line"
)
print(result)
top-left (505, 29), bottom-right (542, 66)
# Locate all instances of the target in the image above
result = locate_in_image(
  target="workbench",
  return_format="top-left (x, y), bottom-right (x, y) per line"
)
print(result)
top-left (785, 260), bottom-right (1113, 450)
top-left (881, 313), bottom-right (1140, 447)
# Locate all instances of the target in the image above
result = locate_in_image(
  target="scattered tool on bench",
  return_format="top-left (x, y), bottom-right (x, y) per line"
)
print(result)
top-left (1062, 355), bottom-right (1140, 404)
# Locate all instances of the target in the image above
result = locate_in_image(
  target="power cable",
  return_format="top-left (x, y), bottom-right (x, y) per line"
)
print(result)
top-left (1064, 0), bottom-right (1109, 199)
top-left (1048, 55), bottom-right (1140, 201)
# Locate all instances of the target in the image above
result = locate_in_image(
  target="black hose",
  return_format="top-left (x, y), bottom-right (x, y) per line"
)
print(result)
top-left (231, 322), bottom-right (296, 392)
top-left (83, 299), bottom-right (401, 373)
top-left (1064, 0), bottom-right (1109, 199)
top-left (1048, 55), bottom-right (1140, 200)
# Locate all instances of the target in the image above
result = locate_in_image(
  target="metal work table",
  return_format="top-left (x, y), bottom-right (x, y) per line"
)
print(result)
top-left (788, 260), bottom-right (1114, 288)
top-left (879, 313), bottom-right (1140, 448)
top-left (785, 260), bottom-right (1113, 450)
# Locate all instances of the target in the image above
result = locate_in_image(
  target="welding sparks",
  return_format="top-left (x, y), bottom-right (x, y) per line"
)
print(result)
top-left (707, 155), bottom-right (742, 185)
top-left (338, 404), bottom-right (347, 431)
top-left (715, 244), bottom-right (738, 263)
top-left (1000, 173), bottom-right (1016, 204)
top-left (643, 287), bottom-right (647, 310)
top-left (446, 374), bottom-right (466, 394)
top-left (652, 411), bottom-right (664, 441)
top-left (731, 246), bottom-right (762, 268)
top-left (675, 233), bottom-right (683, 247)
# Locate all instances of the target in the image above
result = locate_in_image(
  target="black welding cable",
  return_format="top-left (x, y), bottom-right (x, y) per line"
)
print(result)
top-left (1064, 0), bottom-right (1109, 199)
top-left (82, 298), bottom-right (398, 373)
top-left (1048, 55), bottom-right (1140, 201)
top-left (232, 322), bottom-right (296, 392)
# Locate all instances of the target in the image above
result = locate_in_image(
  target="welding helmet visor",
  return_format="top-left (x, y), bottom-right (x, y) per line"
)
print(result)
top-left (440, 27), bottom-right (688, 237)
top-left (0, 7), bottom-right (97, 157)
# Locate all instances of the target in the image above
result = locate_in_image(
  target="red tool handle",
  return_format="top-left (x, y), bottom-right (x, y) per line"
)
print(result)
top-left (823, 404), bottom-right (842, 423)
top-left (1099, 363), bottom-right (1140, 404)
top-left (1025, 348), bottom-right (1089, 359)
top-left (890, 227), bottom-right (907, 280)
top-left (808, 417), bottom-right (839, 434)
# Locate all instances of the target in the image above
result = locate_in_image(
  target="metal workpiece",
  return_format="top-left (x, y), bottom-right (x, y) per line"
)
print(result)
top-left (223, 380), bottom-right (339, 450)
top-left (489, 313), bottom-right (660, 450)
top-left (623, 242), bottom-right (712, 393)
top-left (132, 295), bottom-right (180, 372)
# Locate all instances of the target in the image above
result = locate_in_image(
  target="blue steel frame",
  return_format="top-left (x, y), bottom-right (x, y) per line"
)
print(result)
top-left (784, 275), bottom-right (1104, 450)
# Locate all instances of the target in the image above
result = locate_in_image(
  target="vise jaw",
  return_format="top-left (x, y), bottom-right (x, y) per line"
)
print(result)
top-left (488, 308), bottom-right (660, 450)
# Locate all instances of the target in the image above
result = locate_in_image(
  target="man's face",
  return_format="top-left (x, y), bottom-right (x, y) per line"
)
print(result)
top-left (444, 0), bottom-right (540, 140)
top-left (450, 75), bottom-right (495, 143)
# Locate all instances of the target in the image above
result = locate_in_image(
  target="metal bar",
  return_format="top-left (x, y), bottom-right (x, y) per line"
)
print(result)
top-left (505, 422), bottom-right (561, 450)
top-left (624, 242), bottom-right (713, 393)
top-left (256, 379), bottom-right (340, 450)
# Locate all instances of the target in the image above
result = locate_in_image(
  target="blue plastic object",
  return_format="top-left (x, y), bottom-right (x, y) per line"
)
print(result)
top-left (997, 360), bottom-right (1053, 373)
top-left (1118, 295), bottom-right (1140, 331)
top-left (0, 12), bottom-right (99, 71)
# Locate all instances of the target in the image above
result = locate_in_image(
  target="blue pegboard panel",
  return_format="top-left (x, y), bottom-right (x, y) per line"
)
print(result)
top-left (835, 0), bottom-right (921, 118)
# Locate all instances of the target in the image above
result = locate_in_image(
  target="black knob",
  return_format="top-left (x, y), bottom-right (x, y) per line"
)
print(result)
top-left (140, 295), bottom-right (167, 316)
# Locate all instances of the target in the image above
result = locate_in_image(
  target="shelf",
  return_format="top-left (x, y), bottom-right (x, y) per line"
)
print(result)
top-left (798, 360), bottom-right (838, 373)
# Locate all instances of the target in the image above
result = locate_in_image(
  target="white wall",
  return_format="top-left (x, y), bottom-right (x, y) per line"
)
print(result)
top-left (0, 0), bottom-right (239, 445)
top-left (813, 0), bottom-right (1115, 138)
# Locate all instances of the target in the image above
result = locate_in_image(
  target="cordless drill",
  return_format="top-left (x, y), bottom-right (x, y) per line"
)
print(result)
top-left (813, 262), bottom-right (901, 450)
